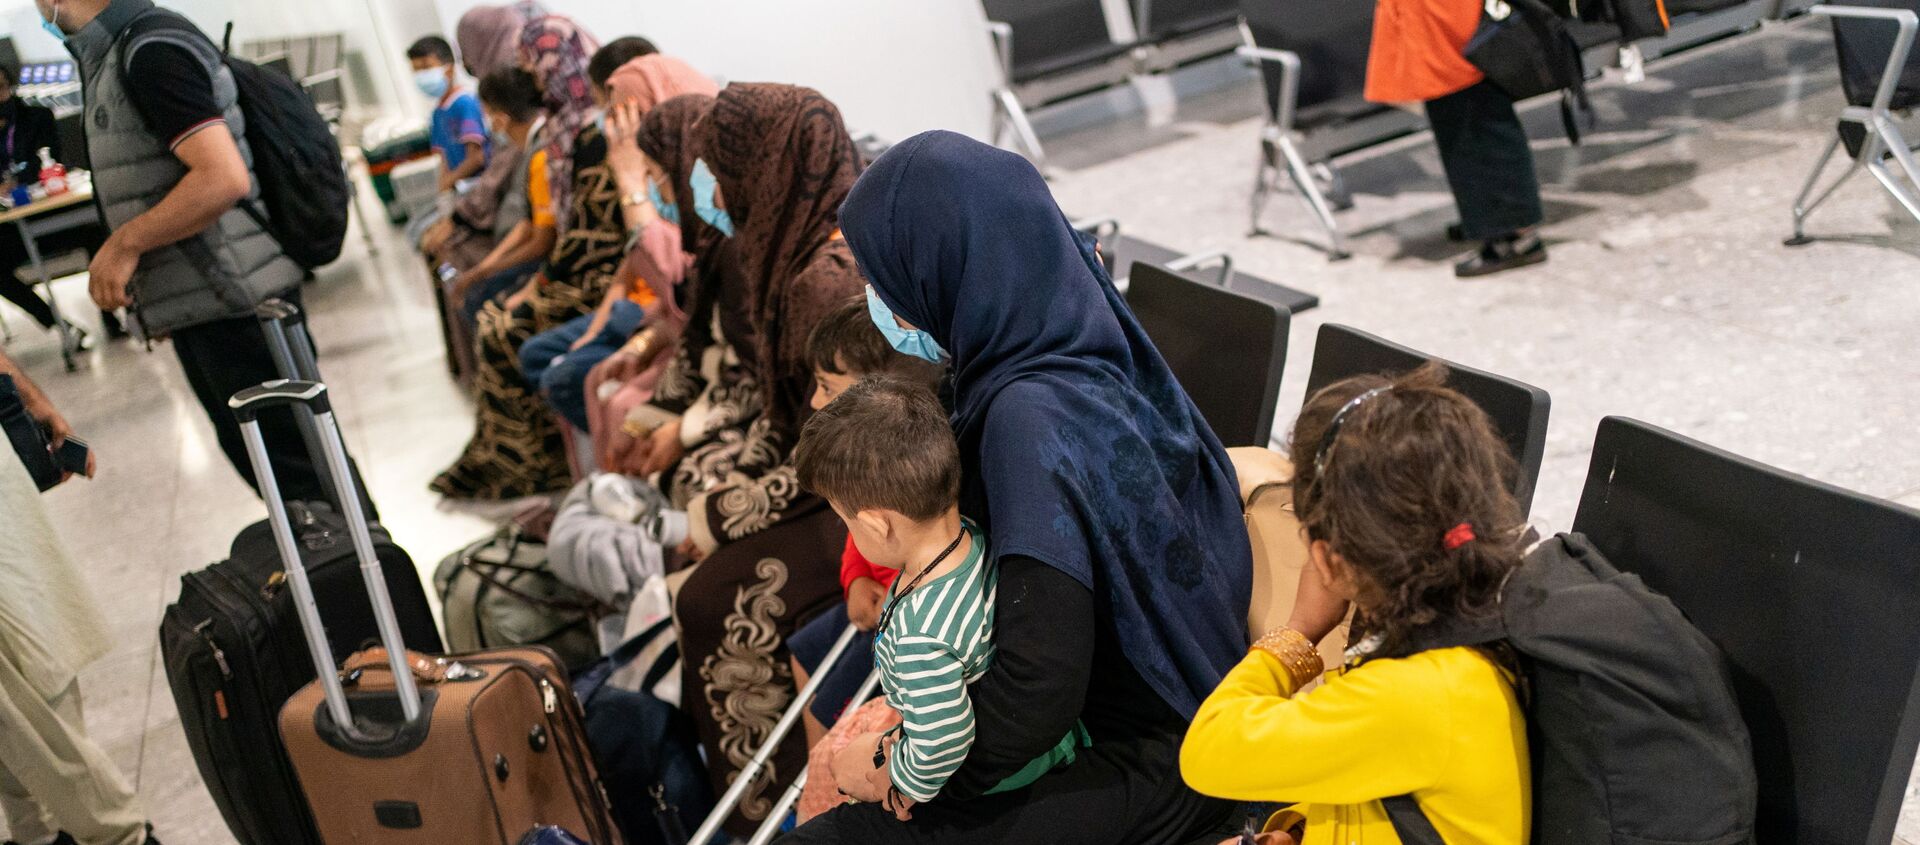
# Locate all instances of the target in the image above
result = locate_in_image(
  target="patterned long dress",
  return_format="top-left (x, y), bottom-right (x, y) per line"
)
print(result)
top-left (432, 125), bottom-right (628, 500)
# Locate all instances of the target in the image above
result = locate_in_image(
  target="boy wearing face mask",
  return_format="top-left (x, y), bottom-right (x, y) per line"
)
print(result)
top-left (407, 36), bottom-right (488, 194)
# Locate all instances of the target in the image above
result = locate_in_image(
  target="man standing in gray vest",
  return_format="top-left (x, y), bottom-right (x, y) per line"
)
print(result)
top-left (45, 0), bottom-right (332, 503)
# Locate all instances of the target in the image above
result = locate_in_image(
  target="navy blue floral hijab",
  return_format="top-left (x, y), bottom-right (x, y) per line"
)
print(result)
top-left (840, 131), bottom-right (1251, 717)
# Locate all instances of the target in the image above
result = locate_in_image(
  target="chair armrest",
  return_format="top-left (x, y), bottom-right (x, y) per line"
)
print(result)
top-left (1166, 250), bottom-right (1235, 287)
top-left (1814, 5), bottom-right (1920, 113)
top-left (1233, 42), bottom-right (1302, 130)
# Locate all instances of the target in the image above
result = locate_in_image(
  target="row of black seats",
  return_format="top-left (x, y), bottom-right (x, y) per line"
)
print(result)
top-left (1125, 260), bottom-right (1920, 844)
top-left (984, 0), bottom-right (1240, 89)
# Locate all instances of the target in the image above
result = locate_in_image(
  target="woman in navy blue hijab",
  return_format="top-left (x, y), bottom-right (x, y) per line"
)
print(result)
top-left (782, 131), bottom-right (1250, 843)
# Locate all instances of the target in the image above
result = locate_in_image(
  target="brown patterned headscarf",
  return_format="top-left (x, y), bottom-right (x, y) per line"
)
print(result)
top-left (639, 94), bottom-right (757, 387)
top-left (693, 83), bottom-right (865, 433)
top-left (637, 94), bottom-right (716, 256)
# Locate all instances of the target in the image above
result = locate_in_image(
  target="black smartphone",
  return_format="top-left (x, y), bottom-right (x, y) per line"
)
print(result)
top-left (54, 435), bottom-right (89, 475)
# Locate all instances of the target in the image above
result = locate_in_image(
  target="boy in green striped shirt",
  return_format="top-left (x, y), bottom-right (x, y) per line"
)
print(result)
top-left (793, 376), bottom-right (1087, 820)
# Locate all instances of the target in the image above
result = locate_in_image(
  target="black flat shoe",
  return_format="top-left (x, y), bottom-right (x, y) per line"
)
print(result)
top-left (1455, 234), bottom-right (1547, 278)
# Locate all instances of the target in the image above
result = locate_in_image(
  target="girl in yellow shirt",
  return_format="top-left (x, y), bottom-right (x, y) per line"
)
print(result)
top-left (1181, 361), bottom-right (1532, 845)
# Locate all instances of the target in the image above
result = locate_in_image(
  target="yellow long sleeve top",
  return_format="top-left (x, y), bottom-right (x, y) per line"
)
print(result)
top-left (1181, 645), bottom-right (1531, 845)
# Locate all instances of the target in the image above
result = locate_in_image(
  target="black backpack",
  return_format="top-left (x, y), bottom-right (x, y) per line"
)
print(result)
top-left (122, 15), bottom-right (349, 269)
top-left (1463, 0), bottom-right (1595, 143)
top-left (1378, 533), bottom-right (1757, 845)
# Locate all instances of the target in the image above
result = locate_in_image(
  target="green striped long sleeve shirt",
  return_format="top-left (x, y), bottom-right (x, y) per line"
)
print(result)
top-left (874, 520), bottom-right (998, 803)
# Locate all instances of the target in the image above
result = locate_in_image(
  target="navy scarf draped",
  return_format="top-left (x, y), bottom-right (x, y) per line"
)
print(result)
top-left (839, 130), bottom-right (1251, 717)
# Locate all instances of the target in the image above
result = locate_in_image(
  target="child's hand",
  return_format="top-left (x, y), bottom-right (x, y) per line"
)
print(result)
top-left (887, 793), bottom-right (916, 822)
top-left (847, 577), bottom-right (887, 631)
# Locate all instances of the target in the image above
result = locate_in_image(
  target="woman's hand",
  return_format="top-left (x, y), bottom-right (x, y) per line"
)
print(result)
top-left (605, 100), bottom-right (651, 197)
top-left (504, 277), bottom-right (540, 312)
top-left (1284, 561), bottom-right (1351, 645)
top-left (846, 577), bottom-right (887, 632)
top-left (832, 732), bottom-right (890, 803)
top-left (421, 218), bottom-right (454, 256)
top-left (1218, 833), bottom-right (1294, 845)
top-left (641, 418), bottom-right (685, 476)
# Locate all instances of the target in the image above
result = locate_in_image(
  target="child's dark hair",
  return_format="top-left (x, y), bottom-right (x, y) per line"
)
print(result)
top-left (588, 37), bottom-right (660, 88)
top-left (407, 36), bottom-right (455, 65)
top-left (794, 376), bottom-right (959, 522)
top-left (1288, 361), bottom-right (1524, 653)
top-left (807, 295), bottom-right (945, 391)
top-left (479, 68), bottom-right (543, 122)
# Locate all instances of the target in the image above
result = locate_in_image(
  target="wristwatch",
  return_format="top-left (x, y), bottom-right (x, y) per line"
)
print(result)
top-left (619, 190), bottom-right (650, 209)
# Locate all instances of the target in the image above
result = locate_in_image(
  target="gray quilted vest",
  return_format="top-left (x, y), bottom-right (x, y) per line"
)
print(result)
top-left (67, 0), bottom-right (300, 334)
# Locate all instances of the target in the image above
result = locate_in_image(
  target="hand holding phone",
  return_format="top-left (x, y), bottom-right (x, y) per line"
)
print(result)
top-left (54, 435), bottom-right (93, 479)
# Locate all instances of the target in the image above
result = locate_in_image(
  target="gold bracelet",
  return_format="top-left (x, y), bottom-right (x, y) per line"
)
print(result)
top-left (1252, 627), bottom-right (1324, 687)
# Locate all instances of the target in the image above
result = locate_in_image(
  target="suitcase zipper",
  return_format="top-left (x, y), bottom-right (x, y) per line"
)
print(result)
top-left (194, 619), bottom-right (233, 678)
top-left (475, 654), bottom-right (618, 844)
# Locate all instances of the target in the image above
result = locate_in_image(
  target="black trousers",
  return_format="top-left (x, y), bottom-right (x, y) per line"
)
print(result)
top-left (1426, 80), bottom-right (1545, 241)
top-left (169, 290), bottom-right (368, 509)
top-left (0, 221), bottom-right (112, 328)
top-left (778, 724), bottom-right (1233, 845)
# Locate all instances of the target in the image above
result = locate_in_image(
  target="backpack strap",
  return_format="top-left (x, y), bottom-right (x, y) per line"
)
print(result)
top-left (1381, 795), bottom-right (1447, 845)
top-left (116, 9), bottom-right (221, 83)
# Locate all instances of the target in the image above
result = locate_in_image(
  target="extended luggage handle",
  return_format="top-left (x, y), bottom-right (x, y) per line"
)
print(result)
top-left (229, 380), bottom-right (424, 728)
top-left (254, 299), bottom-right (341, 507)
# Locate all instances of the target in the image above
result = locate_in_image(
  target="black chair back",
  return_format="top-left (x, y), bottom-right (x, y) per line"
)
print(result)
top-left (1831, 0), bottom-right (1920, 110)
top-left (1303, 324), bottom-right (1550, 516)
top-left (982, 0), bottom-right (1128, 84)
top-left (1571, 417), bottom-right (1920, 844)
top-left (1125, 261), bottom-right (1288, 447)
top-left (1136, 0), bottom-right (1239, 42)
top-left (1236, 0), bottom-right (1381, 128)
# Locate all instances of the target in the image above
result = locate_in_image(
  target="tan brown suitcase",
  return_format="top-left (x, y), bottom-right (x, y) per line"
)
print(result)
top-left (228, 381), bottom-right (622, 844)
top-left (280, 647), bottom-right (619, 844)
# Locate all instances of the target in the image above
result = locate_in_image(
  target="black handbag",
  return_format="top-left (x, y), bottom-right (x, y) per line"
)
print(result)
top-left (0, 374), bottom-right (62, 490)
top-left (1464, 0), bottom-right (1594, 143)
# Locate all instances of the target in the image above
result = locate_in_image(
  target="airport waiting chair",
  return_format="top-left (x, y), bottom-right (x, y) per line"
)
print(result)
top-left (1136, 0), bottom-right (1239, 43)
top-left (1787, 2), bottom-right (1920, 244)
top-left (1304, 324), bottom-right (1551, 517)
top-left (1235, 0), bottom-right (1389, 259)
top-left (1571, 417), bottom-right (1920, 844)
top-left (1124, 261), bottom-right (1289, 447)
top-left (981, 0), bottom-right (1137, 170)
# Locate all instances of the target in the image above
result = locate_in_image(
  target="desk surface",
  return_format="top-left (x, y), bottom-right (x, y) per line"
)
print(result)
top-left (0, 186), bottom-right (95, 225)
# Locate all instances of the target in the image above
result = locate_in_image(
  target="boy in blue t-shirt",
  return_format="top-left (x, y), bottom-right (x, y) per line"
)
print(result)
top-left (407, 36), bottom-right (488, 193)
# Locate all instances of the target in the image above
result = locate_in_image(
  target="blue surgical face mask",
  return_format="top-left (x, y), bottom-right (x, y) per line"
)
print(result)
top-left (865, 285), bottom-right (949, 364)
top-left (40, 6), bottom-right (64, 43)
top-left (649, 177), bottom-right (679, 226)
top-left (689, 157), bottom-right (734, 237)
top-left (414, 67), bottom-right (449, 100)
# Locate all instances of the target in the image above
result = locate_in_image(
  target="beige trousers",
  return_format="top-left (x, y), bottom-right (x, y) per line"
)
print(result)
top-left (0, 660), bottom-right (144, 845)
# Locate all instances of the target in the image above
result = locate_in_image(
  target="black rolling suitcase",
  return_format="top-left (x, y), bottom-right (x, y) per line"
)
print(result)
top-left (157, 301), bottom-right (442, 845)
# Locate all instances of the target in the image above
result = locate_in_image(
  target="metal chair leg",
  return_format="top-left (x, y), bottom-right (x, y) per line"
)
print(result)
top-left (1785, 132), bottom-right (1856, 245)
top-left (1276, 133), bottom-right (1349, 259)
top-left (1866, 158), bottom-right (1920, 223)
top-left (1249, 133), bottom-right (1278, 235)
top-left (993, 87), bottom-right (1049, 173)
top-left (1875, 117), bottom-right (1920, 223)
top-left (744, 669), bottom-right (885, 845)
top-left (1313, 162), bottom-right (1355, 212)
